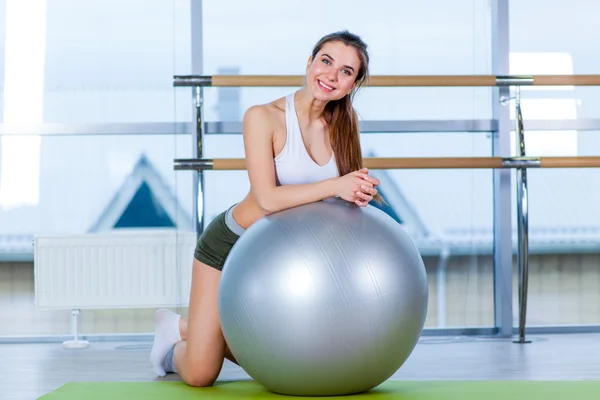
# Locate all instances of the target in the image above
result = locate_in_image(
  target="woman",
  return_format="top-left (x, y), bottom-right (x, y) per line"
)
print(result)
top-left (150, 30), bottom-right (381, 387)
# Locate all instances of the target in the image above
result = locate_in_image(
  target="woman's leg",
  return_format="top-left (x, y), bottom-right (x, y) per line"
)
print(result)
top-left (169, 258), bottom-right (232, 387)
top-left (151, 206), bottom-right (243, 384)
top-left (150, 259), bottom-right (238, 384)
top-left (177, 316), bottom-right (238, 365)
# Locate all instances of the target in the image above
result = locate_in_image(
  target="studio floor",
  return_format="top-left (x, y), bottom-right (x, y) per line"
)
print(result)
top-left (2, 332), bottom-right (600, 400)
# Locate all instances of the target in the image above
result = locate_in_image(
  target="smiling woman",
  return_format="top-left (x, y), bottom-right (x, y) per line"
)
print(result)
top-left (303, 31), bottom-right (373, 195)
top-left (149, 30), bottom-right (384, 388)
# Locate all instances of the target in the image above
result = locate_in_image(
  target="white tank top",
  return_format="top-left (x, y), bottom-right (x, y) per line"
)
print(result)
top-left (274, 92), bottom-right (339, 186)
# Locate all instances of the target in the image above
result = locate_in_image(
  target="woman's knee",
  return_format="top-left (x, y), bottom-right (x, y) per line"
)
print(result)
top-left (182, 360), bottom-right (222, 387)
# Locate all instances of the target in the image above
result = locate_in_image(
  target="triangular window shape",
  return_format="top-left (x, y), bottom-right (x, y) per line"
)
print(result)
top-left (113, 181), bottom-right (175, 228)
top-left (89, 153), bottom-right (192, 233)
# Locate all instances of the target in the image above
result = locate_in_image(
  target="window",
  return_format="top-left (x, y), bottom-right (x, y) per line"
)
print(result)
top-left (201, 0), bottom-right (493, 121)
top-left (42, 0), bottom-right (191, 123)
top-left (509, 52), bottom-right (578, 156)
top-left (0, 0), bottom-right (46, 209)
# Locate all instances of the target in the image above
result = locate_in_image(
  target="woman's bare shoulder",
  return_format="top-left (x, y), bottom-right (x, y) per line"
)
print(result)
top-left (244, 96), bottom-right (286, 121)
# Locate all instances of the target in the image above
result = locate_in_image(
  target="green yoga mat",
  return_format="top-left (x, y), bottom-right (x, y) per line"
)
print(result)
top-left (39, 380), bottom-right (600, 399)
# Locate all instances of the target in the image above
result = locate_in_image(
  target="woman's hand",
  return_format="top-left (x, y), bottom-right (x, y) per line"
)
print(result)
top-left (335, 168), bottom-right (380, 207)
top-left (353, 168), bottom-right (379, 206)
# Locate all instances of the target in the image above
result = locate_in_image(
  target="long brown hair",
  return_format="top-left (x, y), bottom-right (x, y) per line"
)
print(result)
top-left (310, 31), bottom-right (383, 204)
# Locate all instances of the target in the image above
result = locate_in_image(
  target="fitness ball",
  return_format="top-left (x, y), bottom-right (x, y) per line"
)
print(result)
top-left (218, 197), bottom-right (428, 396)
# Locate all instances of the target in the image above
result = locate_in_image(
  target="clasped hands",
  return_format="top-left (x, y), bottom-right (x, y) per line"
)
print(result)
top-left (335, 167), bottom-right (380, 207)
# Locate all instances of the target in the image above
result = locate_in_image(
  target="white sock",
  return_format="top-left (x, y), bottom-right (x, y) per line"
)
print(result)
top-left (150, 309), bottom-right (182, 377)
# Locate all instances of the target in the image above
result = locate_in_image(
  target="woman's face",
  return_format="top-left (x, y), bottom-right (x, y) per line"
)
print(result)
top-left (306, 41), bottom-right (362, 101)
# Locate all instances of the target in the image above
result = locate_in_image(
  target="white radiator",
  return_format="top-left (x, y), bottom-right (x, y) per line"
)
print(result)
top-left (34, 231), bottom-right (197, 310)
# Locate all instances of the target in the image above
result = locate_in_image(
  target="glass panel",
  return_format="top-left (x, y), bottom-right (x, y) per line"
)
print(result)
top-left (0, 132), bottom-right (192, 336)
top-left (512, 130), bottom-right (600, 326)
top-left (202, 130), bottom-right (496, 329)
top-left (201, 0), bottom-right (493, 121)
top-left (0, 134), bottom-right (192, 237)
top-left (40, 0), bottom-right (191, 123)
top-left (510, 3), bottom-right (600, 327)
top-left (508, 53), bottom-right (600, 158)
top-left (0, 0), bottom-right (193, 337)
top-left (508, 86), bottom-right (600, 181)
top-left (510, 0), bottom-right (600, 120)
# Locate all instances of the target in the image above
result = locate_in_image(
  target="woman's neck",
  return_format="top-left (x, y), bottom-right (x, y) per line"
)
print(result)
top-left (294, 87), bottom-right (328, 124)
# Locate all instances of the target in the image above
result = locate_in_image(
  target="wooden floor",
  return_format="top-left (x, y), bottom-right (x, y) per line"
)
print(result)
top-left (2, 333), bottom-right (600, 400)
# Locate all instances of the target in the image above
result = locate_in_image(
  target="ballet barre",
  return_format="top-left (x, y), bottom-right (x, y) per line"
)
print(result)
top-left (173, 156), bottom-right (600, 171)
top-left (173, 74), bottom-right (600, 87)
top-left (172, 73), bottom-right (600, 344)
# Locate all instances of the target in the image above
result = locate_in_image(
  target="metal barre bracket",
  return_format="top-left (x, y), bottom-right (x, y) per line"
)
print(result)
top-left (174, 75), bottom-right (212, 87)
top-left (502, 157), bottom-right (540, 168)
top-left (496, 76), bottom-right (535, 86)
top-left (174, 158), bottom-right (214, 170)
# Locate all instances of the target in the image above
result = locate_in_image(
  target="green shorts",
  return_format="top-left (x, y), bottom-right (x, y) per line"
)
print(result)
top-left (194, 205), bottom-right (245, 271)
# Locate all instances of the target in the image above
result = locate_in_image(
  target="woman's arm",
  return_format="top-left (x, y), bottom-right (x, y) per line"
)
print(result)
top-left (243, 105), bottom-right (341, 215)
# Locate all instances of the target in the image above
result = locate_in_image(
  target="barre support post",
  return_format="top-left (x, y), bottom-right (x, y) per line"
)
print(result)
top-left (193, 86), bottom-right (205, 238)
top-left (513, 86), bottom-right (532, 344)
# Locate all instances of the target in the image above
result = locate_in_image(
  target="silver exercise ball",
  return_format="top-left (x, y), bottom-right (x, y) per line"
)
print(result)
top-left (218, 197), bottom-right (428, 396)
